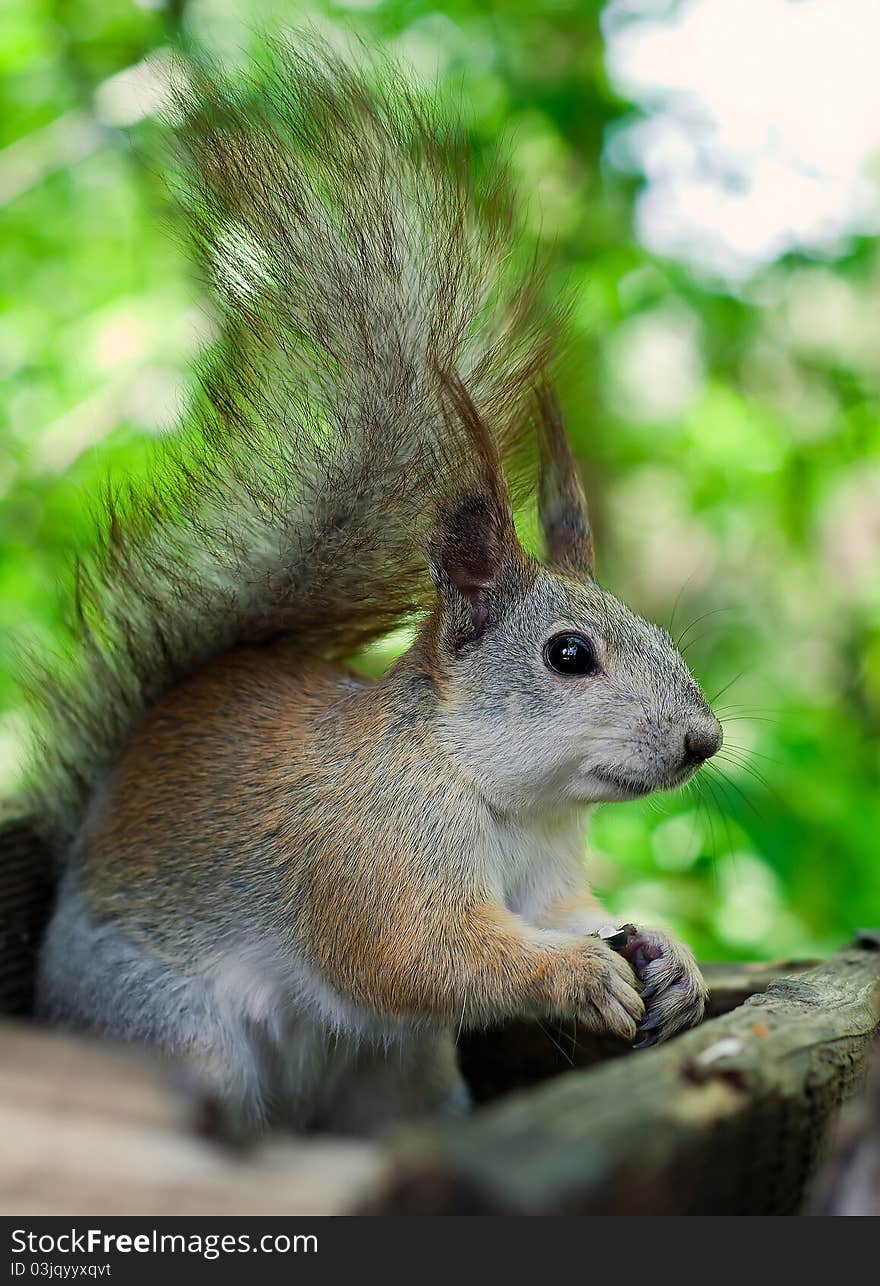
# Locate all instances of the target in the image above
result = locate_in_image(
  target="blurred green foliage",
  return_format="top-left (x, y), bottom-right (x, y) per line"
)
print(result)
top-left (1, 0), bottom-right (878, 960)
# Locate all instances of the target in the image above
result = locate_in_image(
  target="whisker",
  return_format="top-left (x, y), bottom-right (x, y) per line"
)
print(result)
top-left (696, 774), bottom-right (720, 862)
top-left (535, 1018), bottom-right (575, 1066)
top-left (715, 712), bottom-right (778, 721)
top-left (715, 703), bottom-right (778, 714)
top-left (710, 669), bottom-right (748, 704)
top-left (703, 760), bottom-right (764, 823)
top-left (675, 606), bottom-right (735, 651)
top-left (717, 713), bottom-right (780, 726)
top-left (696, 778), bottom-right (723, 890)
top-left (719, 743), bottom-right (782, 770)
top-left (668, 572), bottom-right (698, 640)
top-left (702, 767), bottom-right (739, 853)
top-left (716, 754), bottom-right (782, 804)
top-left (679, 630), bottom-right (721, 657)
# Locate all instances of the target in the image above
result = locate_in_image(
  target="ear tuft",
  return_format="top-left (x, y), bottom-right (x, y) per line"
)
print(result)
top-left (536, 383), bottom-right (594, 577)
top-left (430, 372), bottom-right (522, 643)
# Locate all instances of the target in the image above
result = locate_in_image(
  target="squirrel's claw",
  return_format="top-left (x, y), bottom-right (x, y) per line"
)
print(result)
top-left (620, 924), bottom-right (707, 1048)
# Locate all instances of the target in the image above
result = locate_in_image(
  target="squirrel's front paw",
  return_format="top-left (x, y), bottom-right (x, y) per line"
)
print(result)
top-left (549, 940), bottom-right (645, 1043)
top-left (620, 924), bottom-right (707, 1048)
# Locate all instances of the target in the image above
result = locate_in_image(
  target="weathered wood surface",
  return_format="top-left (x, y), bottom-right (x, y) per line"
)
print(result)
top-left (700, 958), bottom-right (821, 1018)
top-left (370, 939), bottom-right (880, 1214)
top-left (807, 1032), bottom-right (880, 1215)
top-left (0, 1018), bottom-right (386, 1216)
top-left (458, 959), bottom-right (819, 1105)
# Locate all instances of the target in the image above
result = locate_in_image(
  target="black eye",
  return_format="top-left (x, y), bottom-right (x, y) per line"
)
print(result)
top-left (543, 633), bottom-right (598, 676)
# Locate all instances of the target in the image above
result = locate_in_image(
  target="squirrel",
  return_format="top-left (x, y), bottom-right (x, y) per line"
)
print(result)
top-left (28, 41), bottom-right (722, 1134)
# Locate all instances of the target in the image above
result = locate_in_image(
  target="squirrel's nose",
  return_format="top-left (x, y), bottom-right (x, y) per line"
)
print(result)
top-left (683, 721), bottom-right (722, 766)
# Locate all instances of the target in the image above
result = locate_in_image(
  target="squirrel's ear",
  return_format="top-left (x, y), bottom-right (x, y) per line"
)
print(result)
top-left (536, 383), bottom-right (594, 578)
top-left (430, 372), bottom-right (521, 643)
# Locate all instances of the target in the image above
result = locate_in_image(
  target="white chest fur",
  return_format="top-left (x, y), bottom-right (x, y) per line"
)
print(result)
top-left (481, 808), bottom-right (592, 924)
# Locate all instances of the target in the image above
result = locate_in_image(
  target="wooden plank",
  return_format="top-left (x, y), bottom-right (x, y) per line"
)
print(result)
top-left (806, 1030), bottom-right (880, 1215)
top-left (370, 938), bottom-right (880, 1215)
top-left (0, 1018), bottom-right (386, 1216)
top-left (458, 959), bottom-right (820, 1105)
top-left (701, 958), bottom-right (820, 1018)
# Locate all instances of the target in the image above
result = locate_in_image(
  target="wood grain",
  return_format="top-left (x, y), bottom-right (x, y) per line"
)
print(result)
top-left (370, 939), bottom-right (880, 1214)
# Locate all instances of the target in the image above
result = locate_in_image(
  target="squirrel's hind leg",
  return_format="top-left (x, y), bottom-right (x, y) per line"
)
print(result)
top-left (308, 1029), bottom-right (470, 1137)
top-left (35, 871), bottom-right (270, 1129)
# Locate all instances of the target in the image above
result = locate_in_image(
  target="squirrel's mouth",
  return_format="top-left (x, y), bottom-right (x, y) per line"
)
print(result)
top-left (592, 767), bottom-right (655, 798)
top-left (593, 763), bottom-right (695, 798)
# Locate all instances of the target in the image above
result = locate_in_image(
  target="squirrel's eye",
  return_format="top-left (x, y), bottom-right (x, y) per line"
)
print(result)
top-left (543, 632), bottom-right (598, 676)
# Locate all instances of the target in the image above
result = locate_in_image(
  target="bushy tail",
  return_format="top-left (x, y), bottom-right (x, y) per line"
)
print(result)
top-left (24, 38), bottom-right (557, 849)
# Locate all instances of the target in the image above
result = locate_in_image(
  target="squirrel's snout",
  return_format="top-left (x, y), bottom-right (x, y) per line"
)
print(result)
top-left (682, 720), bottom-right (723, 766)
